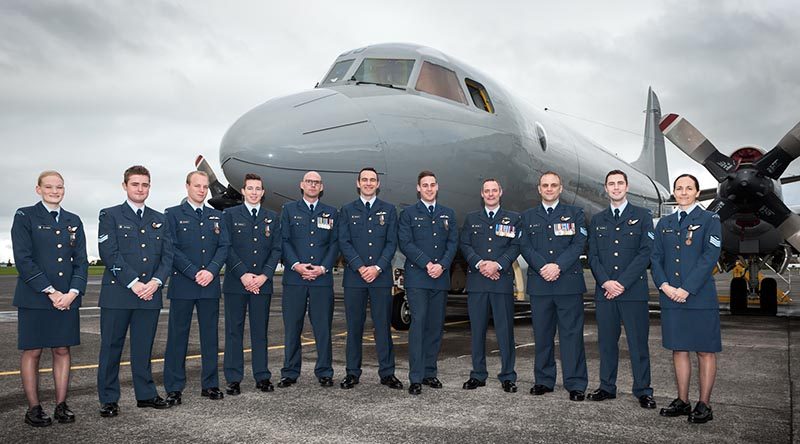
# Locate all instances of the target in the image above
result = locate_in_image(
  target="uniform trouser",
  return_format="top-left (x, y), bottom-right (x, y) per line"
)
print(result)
top-left (224, 292), bottom-right (272, 383)
top-left (406, 288), bottom-right (447, 384)
top-left (596, 298), bottom-right (653, 397)
top-left (97, 308), bottom-right (160, 403)
top-left (281, 285), bottom-right (334, 379)
top-left (530, 293), bottom-right (588, 391)
top-left (344, 286), bottom-right (395, 379)
top-left (164, 298), bottom-right (220, 391)
top-left (468, 291), bottom-right (517, 382)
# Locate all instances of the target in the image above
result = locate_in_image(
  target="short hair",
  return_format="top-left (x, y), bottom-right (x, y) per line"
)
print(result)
top-left (538, 170), bottom-right (561, 185)
top-left (124, 165), bottom-right (150, 184)
top-left (358, 167), bottom-right (379, 181)
top-left (605, 169), bottom-right (628, 184)
top-left (243, 173), bottom-right (263, 188)
top-left (417, 170), bottom-right (436, 184)
top-left (37, 170), bottom-right (64, 186)
top-left (482, 178), bottom-right (502, 190)
top-left (186, 170), bottom-right (209, 184)
top-left (673, 173), bottom-right (700, 190)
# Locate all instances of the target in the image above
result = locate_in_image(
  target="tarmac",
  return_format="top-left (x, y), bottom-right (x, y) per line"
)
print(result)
top-left (0, 272), bottom-right (798, 443)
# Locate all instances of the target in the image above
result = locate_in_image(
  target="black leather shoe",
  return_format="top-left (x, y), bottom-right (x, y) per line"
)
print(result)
top-left (421, 377), bottom-right (443, 388)
top-left (660, 398), bottom-right (691, 417)
top-left (165, 391), bottom-right (182, 406)
top-left (530, 384), bottom-right (553, 395)
top-left (380, 375), bottom-right (404, 390)
top-left (201, 387), bottom-right (224, 400)
top-left (502, 381), bottom-right (518, 393)
top-left (340, 374), bottom-right (359, 389)
top-left (462, 378), bottom-right (486, 390)
top-left (53, 402), bottom-right (75, 423)
top-left (256, 379), bottom-right (274, 392)
top-left (99, 402), bottom-right (119, 418)
top-left (569, 390), bottom-right (585, 401)
top-left (688, 401), bottom-right (713, 423)
top-left (226, 382), bottom-right (241, 395)
top-left (408, 383), bottom-right (422, 395)
top-left (277, 377), bottom-right (297, 388)
top-left (587, 388), bottom-right (616, 401)
top-left (319, 376), bottom-right (334, 387)
top-left (25, 405), bottom-right (52, 427)
top-left (639, 395), bottom-right (657, 409)
top-left (137, 396), bottom-right (170, 409)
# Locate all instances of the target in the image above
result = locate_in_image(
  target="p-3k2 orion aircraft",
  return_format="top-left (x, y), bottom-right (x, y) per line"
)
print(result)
top-left (197, 43), bottom-right (799, 327)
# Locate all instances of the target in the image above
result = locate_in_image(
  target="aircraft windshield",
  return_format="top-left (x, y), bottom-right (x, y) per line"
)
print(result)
top-left (321, 59), bottom-right (355, 86)
top-left (352, 58), bottom-right (415, 87)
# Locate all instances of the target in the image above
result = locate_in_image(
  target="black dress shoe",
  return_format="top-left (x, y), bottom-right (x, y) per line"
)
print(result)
top-left (201, 387), bottom-right (224, 400)
top-left (340, 374), bottom-right (359, 389)
top-left (256, 379), bottom-right (274, 392)
top-left (380, 375), bottom-right (404, 390)
top-left (25, 405), bottom-right (52, 427)
top-left (660, 398), bottom-right (691, 417)
top-left (569, 390), bottom-right (585, 401)
top-left (502, 381), bottom-right (518, 393)
top-left (137, 396), bottom-right (170, 409)
top-left (688, 401), bottom-right (714, 423)
top-left (462, 378), bottom-right (486, 390)
top-left (99, 402), bottom-right (119, 418)
top-left (639, 395), bottom-right (657, 409)
top-left (421, 377), bottom-right (443, 388)
top-left (226, 382), bottom-right (241, 395)
top-left (408, 383), bottom-right (422, 395)
top-left (165, 391), bottom-right (182, 406)
top-left (318, 376), bottom-right (334, 387)
top-left (530, 384), bottom-right (554, 396)
top-left (277, 377), bottom-right (297, 388)
top-left (53, 402), bottom-right (75, 423)
top-left (587, 388), bottom-right (616, 401)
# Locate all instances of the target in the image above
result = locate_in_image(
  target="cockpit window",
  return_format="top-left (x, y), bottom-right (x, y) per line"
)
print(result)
top-left (415, 61), bottom-right (467, 105)
top-left (465, 79), bottom-right (494, 113)
top-left (352, 58), bottom-right (415, 87)
top-left (321, 59), bottom-right (355, 86)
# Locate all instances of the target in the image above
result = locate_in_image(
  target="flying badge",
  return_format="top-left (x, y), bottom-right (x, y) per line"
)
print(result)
top-left (67, 225), bottom-right (78, 247)
top-left (627, 219), bottom-right (639, 225)
top-left (151, 222), bottom-right (163, 229)
top-left (560, 216), bottom-right (571, 222)
top-left (501, 216), bottom-right (511, 225)
top-left (317, 216), bottom-right (333, 230)
top-left (208, 215), bottom-right (220, 220)
top-left (376, 211), bottom-right (387, 226)
top-left (495, 223), bottom-right (515, 238)
top-left (554, 223), bottom-right (576, 236)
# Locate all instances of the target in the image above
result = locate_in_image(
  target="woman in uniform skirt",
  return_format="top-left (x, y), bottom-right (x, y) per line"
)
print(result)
top-left (651, 174), bottom-right (721, 424)
top-left (11, 171), bottom-right (88, 427)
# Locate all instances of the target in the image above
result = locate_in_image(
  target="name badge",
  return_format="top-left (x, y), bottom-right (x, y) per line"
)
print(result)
top-left (554, 223), bottom-right (576, 236)
top-left (495, 224), bottom-right (516, 238)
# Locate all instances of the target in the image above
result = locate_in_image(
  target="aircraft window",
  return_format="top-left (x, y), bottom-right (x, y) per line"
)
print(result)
top-left (415, 61), bottom-right (467, 105)
top-left (321, 59), bottom-right (355, 86)
top-left (465, 79), bottom-right (494, 113)
top-left (352, 58), bottom-right (415, 87)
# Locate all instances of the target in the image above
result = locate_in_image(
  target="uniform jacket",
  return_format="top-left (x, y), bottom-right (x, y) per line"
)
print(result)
top-left (398, 201), bottom-right (458, 290)
top-left (12, 202), bottom-right (88, 310)
top-left (338, 198), bottom-right (398, 288)
top-left (519, 203), bottom-right (587, 296)
top-left (98, 202), bottom-right (174, 309)
top-left (280, 200), bottom-right (339, 287)
top-left (223, 204), bottom-right (281, 295)
top-left (651, 206), bottom-right (721, 310)
top-left (165, 202), bottom-right (230, 299)
top-left (459, 208), bottom-right (521, 294)
top-left (588, 203), bottom-right (653, 301)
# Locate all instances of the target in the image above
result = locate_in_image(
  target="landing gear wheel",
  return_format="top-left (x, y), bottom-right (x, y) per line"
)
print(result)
top-left (759, 278), bottom-right (778, 316)
top-left (391, 292), bottom-right (411, 331)
top-left (729, 277), bottom-right (748, 314)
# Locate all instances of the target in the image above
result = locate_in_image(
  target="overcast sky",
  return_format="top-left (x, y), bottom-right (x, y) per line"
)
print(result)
top-left (1, 0), bottom-right (798, 262)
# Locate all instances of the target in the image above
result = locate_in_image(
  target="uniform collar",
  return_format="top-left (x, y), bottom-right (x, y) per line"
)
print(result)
top-left (421, 199), bottom-right (436, 210)
top-left (360, 196), bottom-right (377, 207)
top-left (244, 202), bottom-right (260, 213)
top-left (676, 203), bottom-right (699, 216)
top-left (187, 200), bottom-right (204, 212)
top-left (610, 200), bottom-right (628, 215)
top-left (485, 206), bottom-right (500, 218)
top-left (303, 198), bottom-right (318, 211)
top-left (542, 200), bottom-right (559, 213)
top-left (126, 200), bottom-right (145, 214)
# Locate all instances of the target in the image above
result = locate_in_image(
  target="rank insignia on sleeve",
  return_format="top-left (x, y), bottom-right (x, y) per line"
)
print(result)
top-left (647, 231), bottom-right (655, 240)
top-left (15, 210), bottom-right (25, 216)
top-left (98, 234), bottom-right (109, 244)
top-left (709, 235), bottom-right (721, 247)
top-left (579, 227), bottom-right (587, 236)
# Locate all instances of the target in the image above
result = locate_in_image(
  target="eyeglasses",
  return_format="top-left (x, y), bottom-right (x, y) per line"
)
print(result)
top-left (304, 179), bottom-right (322, 186)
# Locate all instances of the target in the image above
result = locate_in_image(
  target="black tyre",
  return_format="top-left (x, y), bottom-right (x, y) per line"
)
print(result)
top-left (391, 292), bottom-right (411, 330)
top-left (729, 277), bottom-right (748, 314)
top-left (759, 278), bottom-right (778, 316)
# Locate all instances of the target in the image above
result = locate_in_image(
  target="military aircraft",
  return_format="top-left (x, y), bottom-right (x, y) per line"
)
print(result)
top-left (198, 42), bottom-right (797, 326)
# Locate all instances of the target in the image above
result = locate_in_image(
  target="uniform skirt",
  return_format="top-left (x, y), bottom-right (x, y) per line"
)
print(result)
top-left (17, 307), bottom-right (80, 350)
top-left (660, 307), bottom-right (721, 352)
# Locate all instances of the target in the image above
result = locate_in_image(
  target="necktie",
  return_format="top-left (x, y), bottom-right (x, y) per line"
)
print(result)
top-left (428, 205), bottom-right (434, 216)
top-left (252, 208), bottom-right (258, 220)
top-left (679, 211), bottom-right (687, 224)
top-left (136, 209), bottom-right (143, 219)
top-left (488, 211), bottom-right (494, 220)
top-left (309, 203), bottom-right (315, 213)
top-left (614, 208), bottom-right (620, 221)
top-left (547, 207), bottom-right (553, 215)
top-left (196, 208), bottom-right (202, 218)
top-left (50, 211), bottom-right (58, 222)
top-left (365, 201), bottom-right (371, 211)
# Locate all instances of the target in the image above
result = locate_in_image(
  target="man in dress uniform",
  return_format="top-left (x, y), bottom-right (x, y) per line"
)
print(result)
top-left (278, 171), bottom-right (339, 388)
top-left (338, 167), bottom-right (403, 390)
top-left (586, 170), bottom-right (656, 409)
top-left (222, 173), bottom-right (282, 395)
top-left (97, 165), bottom-right (174, 417)
top-left (398, 170), bottom-right (458, 395)
top-left (459, 178), bottom-right (520, 393)
top-left (519, 171), bottom-right (588, 401)
top-left (163, 171), bottom-right (230, 405)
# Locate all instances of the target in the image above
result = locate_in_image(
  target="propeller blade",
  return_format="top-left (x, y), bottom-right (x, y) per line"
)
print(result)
top-left (707, 197), bottom-right (739, 222)
top-left (754, 121), bottom-right (800, 179)
top-left (754, 192), bottom-right (794, 230)
top-left (777, 212), bottom-right (800, 251)
top-left (660, 114), bottom-right (737, 182)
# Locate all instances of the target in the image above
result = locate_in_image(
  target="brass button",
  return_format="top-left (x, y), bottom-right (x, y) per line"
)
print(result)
top-left (200, 222), bottom-right (204, 226)
top-left (613, 252), bottom-right (619, 256)
top-left (201, 249), bottom-right (206, 253)
top-left (310, 243), bottom-right (314, 247)
top-left (675, 259), bottom-right (680, 263)
top-left (254, 238), bottom-right (258, 242)
top-left (616, 227), bottom-right (620, 231)
top-left (143, 257), bottom-right (148, 262)
top-left (201, 235), bottom-right (205, 239)
top-left (311, 231), bottom-right (315, 235)
top-left (675, 272), bottom-right (680, 276)
top-left (58, 271), bottom-right (64, 276)
top-left (488, 237), bottom-right (493, 241)
top-left (368, 229), bottom-right (372, 233)
top-left (141, 229), bottom-right (146, 234)
top-left (57, 257), bottom-right (63, 262)
top-left (57, 244), bottom-right (62, 248)
top-left (254, 250), bottom-right (258, 254)
top-left (55, 230), bottom-right (61, 235)
top-left (549, 250), bottom-right (554, 254)
top-left (141, 273), bottom-right (146, 277)
top-left (310, 256), bottom-right (315, 260)
top-left (368, 242), bottom-right (373, 246)
top-left (433, 233), bottom-right (437, 236)
top-left (141, 244), bottom-right (146, 248)
top-left (487, 248), bottom-right (492, 253)
top-left (368, 256), bottom-right (373, 260)
top-left (614, 266), bottom-right (619, 270)
top-left (614, 240), bottom-right (619, 244)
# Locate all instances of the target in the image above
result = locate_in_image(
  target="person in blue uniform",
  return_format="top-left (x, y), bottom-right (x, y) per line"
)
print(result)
top-left (519, 171), bottom-right (588, 401)
top-left (398, 170), bottom-right (458, 395)
top-left (338, 167), bottom-right (403, 390)
top-left (278, 171), bottom-right (339, 388)
top-left (586, 170), bottom-right (656, 409)
top-left (222, 173), bottom-right (281, 395)
top-left (459, 178), bottom-right (520, 393)
top-left (163, 171), bottom-right (230, 405)
top-left (651, 174), bottom-right (722, 424)
top-left (12, 171), bottom-right (88, 427)
top-left (97, 165), bottom-right (174, 417)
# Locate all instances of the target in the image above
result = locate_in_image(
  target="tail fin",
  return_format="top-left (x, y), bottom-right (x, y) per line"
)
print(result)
top-left (632, 87), bottom-right (670, 190)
